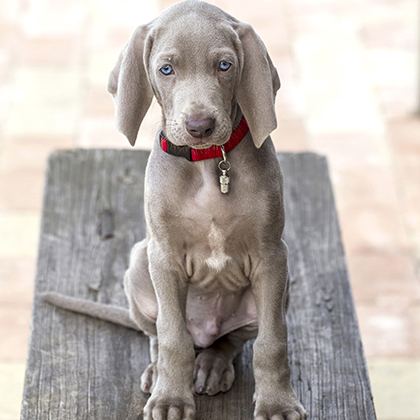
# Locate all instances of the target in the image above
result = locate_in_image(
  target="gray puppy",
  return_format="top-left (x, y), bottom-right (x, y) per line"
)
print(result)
top-left (44, 1), bottom-right (307, 419)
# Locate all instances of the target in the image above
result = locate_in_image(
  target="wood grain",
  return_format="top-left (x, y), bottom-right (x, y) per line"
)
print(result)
top-left (21, 150), bottom-right (376, 420)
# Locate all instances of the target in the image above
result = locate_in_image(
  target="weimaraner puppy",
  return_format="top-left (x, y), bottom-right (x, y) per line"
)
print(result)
top-left (44, 1), bottom-right (307, 419)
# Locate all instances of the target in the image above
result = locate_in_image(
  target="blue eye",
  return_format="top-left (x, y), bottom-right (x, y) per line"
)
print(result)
top-left (219, 61), bottom-right (231, 71)
top-left (160, 65), bottom-right (173, 75)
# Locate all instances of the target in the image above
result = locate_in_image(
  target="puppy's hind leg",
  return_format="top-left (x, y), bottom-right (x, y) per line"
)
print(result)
top-left (141, 336), bottom-right (158, 394)
top-left (124, 239), bottom-right (161, 395)
top-left (124, 238), bottom-right (158, 336)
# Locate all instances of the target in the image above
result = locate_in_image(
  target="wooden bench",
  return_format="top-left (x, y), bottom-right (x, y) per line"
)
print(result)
top-left (20, 149), bottom-right (377, 420)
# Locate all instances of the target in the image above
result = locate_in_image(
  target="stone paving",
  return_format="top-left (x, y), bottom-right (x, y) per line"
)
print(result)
top-left (0, 0), bottom-right (419, 419)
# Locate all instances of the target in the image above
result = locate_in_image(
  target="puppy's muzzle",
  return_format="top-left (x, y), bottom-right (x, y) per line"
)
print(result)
top-left (186, 116), bottom-right (216, 138)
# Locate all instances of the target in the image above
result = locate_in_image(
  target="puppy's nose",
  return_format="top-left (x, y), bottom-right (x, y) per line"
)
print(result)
top-left (186, 117), bottom-right (215, 138)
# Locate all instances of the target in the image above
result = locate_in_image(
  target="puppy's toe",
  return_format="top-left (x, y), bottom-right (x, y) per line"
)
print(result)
top-left (167, 406), bottom-right (183, 420)
top-left (282, 410), bottom-right (305, 420)
top-left (144, 394), bottom-right (195, 420)
top-left (253, 393), bottom-right (308, 420)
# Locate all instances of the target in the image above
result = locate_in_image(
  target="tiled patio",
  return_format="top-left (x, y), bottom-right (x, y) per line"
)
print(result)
top-left (0, 0), bottom-right (419, 419)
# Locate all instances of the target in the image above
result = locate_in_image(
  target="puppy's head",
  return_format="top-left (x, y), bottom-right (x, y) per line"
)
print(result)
top-left (108, 0), bottom-right (280, 149)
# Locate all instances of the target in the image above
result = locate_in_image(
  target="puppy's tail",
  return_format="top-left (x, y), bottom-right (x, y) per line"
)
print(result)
top-left (41, 292), bottom-right (140, 331)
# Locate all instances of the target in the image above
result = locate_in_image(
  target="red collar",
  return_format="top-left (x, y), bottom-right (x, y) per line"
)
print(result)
top-left (160, 116), bottom-right (249, 162)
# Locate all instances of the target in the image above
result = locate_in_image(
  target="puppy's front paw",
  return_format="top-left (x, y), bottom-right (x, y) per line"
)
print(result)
top-left (253, 391), bottom-right (307, 420)
top-left (194, 349), bottom-right (235, 396)
top-left (143, 391), bottom-right (195, 420)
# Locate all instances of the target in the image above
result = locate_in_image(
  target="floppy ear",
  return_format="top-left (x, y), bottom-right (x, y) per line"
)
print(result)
top-left (236, 23), bottom-right (280, 148)
top-left (107, 25), bottom-right (154, 146)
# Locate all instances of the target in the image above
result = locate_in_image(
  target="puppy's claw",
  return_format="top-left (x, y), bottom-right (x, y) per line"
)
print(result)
top-left (205, 386), bottom-right (214, 396)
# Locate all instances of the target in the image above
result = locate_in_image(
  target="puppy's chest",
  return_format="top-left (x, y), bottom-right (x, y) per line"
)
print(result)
top-left (154, 168), bottom-right (258, 289)
top-left (184, 220), bottom-right (251, 291)
top-left (203, 222), bottom-right (233, 271)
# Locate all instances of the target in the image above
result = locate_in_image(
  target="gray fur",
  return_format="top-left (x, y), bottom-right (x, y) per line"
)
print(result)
top-left (43, 1), bottom-right (306, 419)
top-left (41, 292), bottom-right (140, 331)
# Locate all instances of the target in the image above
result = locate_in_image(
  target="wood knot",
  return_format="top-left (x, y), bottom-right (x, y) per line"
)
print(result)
top-left (97, 209), bottom-right (115, 239)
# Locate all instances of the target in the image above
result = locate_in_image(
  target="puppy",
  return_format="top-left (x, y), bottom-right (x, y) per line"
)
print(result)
top-left (45, 1), bottom-right (307, 419)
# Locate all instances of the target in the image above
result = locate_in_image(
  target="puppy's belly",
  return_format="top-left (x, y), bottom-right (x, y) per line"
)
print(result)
top-left (133, 275), bottom-right (257, 348)
top-left (129, 240), bottom-right (257, 347)
top-left (185, 285), bottom-right (257, 348)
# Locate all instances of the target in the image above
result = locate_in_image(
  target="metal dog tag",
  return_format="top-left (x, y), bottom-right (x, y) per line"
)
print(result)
top-left (218, 145), bottom-right (231, 194)
top-left (219, 170), bottom-right (230, 193)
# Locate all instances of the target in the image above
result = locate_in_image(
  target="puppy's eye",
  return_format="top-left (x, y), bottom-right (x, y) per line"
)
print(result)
top-left (219, 61), bottom-right (231, 71)
top-left (160, 65), bottom-right (173, 76)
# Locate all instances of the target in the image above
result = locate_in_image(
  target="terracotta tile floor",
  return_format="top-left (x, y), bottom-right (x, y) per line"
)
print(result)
top-left (0, 0), bottom-right (419, 419)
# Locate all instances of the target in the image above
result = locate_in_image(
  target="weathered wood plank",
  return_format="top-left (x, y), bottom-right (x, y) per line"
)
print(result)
top-left (279, 153), bottom-right (376, 420)
top-left (21, 149), bottom-right (376, 420)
